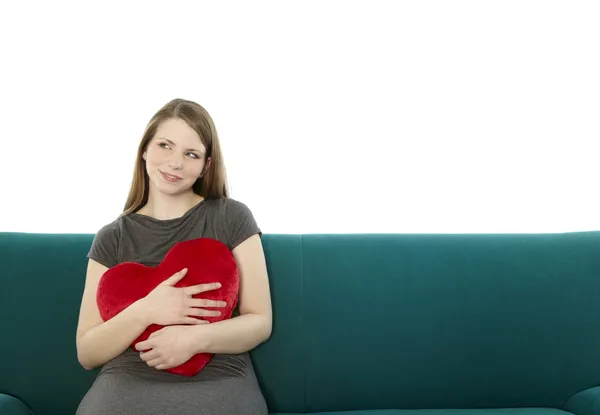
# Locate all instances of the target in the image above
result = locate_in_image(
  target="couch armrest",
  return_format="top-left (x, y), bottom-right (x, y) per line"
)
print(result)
top-left (0, 394), bottom-right (32, 415)
top-left (563, 386), bottom-right (600, 415)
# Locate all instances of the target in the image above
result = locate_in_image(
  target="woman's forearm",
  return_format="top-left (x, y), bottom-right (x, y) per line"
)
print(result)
top-left (192, 313), bottom-right (272, 355)
top-left (77, 300), bottom-right (149, 370)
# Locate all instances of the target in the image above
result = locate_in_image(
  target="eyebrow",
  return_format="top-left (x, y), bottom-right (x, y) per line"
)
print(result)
top-left (159, 138), bottom-right (204, 154)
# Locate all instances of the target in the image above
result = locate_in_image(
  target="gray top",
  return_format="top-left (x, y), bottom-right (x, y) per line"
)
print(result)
top-left (88, 196), bottom-right (262, 268)
top-left (76, 197), bottom-right (268, 415)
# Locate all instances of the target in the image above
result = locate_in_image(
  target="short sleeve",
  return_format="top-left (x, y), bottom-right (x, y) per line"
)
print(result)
top-left (225, 199), bottom-right (262, 250)
top-left (87, 221), bottom-right (120, 268)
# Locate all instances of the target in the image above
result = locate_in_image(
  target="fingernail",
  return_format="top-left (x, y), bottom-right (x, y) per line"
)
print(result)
top-left (216, 283), bottom-right (222, 288)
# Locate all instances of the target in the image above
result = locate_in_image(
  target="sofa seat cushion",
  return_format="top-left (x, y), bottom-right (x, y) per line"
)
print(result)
top-left (0, 393), bottom-right (32, 415)
top-left (270, 409), bottom-right (573, 415)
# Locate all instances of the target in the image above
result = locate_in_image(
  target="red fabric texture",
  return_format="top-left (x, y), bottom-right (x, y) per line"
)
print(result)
top-left (96, 237), bottom-right (239, 376)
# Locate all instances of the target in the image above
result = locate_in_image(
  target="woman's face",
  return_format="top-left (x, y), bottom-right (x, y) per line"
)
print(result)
top-left (143, 117), bottom-right (209, 196)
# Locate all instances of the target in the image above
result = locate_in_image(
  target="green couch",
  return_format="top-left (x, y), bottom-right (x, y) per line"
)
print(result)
top-left (1, 231), bottom-right (600, 415)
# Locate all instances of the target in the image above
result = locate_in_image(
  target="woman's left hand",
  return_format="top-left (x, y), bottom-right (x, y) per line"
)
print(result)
top-left (135, 325), bottom-right (198, 370)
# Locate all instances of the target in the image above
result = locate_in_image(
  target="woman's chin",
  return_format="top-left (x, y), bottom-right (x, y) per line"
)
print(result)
top-left (151, 180), bottom-right (191, 195)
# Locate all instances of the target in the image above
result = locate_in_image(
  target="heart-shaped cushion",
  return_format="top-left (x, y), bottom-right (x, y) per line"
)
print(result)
top-left (96, 237), bottom-right (239, 376)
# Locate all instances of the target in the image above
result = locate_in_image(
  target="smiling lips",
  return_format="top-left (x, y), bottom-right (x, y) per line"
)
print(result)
top-left (159, 170), bottom-right (182, 183)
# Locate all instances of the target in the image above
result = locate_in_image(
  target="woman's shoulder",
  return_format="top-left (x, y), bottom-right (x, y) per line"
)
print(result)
top-left (94, 216), bottom-right (122, 238)
top-left (206, 196), bottom-right (255, 213)
top-left (90, 212), bottom-right (135, 251)
top-left (88, 216), bottom-right (125, 268)
top-left (205, 197), bottom-right (261, 249)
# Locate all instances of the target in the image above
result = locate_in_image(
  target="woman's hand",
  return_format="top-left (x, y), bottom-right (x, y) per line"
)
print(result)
top-left (139, 268), bottom-right (227, 326)
top-left (135, 325), bottom-right (200, 370)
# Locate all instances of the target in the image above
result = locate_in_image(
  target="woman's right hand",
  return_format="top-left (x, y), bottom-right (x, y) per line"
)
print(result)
top-left (139, 268), bottom-right (227, 326)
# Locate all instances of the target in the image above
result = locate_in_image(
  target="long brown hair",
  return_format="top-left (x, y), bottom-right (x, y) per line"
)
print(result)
top-left (122, 98), bottom-right (229, 215)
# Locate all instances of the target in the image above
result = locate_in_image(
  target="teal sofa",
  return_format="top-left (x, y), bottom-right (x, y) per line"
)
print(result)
top-left (1, 231), bottom-right (600, 415)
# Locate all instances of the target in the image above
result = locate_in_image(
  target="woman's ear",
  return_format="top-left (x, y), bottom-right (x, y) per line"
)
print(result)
top-left (200, 157), bottom-right (212, 177)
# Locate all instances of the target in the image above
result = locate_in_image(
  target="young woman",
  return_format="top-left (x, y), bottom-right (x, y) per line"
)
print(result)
top-left (75, 98), bottom-right (272, 415)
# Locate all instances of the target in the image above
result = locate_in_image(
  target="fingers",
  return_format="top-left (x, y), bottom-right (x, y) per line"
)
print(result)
top-left (135, 340), bottom-right (152, 351)
top-left (187, 307), bottom-right (221, 318)
top-left (187, 298), bottom-right (227, 308)
top-left (148, 330), bottom-right (160, 339)
top-left (146, 358), bottom-right (162, 368)
top-left (184, 282), bottom-right (221, 296)
top-left (140, 350), bottom-right (159, 362)
top-left (162, 268), bottom-right (188, 286)
top-left (145, 357), bottom-right (174, 370)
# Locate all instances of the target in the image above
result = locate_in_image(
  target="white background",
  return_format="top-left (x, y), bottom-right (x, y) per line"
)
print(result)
top-left (1, 1), bottom-right (599, 234)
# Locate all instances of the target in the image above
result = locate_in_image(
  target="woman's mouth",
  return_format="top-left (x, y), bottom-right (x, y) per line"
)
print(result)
top-left (159, 170), bottom-right (182, 183)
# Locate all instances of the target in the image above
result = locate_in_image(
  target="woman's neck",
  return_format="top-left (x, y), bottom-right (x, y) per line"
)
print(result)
top-left (139, 191), bottom-right (204, 220)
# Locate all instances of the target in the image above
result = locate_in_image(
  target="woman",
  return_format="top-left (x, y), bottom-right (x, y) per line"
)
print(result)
top-left (75, 98), bottom-right (272, 415)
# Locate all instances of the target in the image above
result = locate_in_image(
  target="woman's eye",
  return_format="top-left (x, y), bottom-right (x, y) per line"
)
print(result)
top-left (187, 152), bottom-right (199, 159)
top-left (158, 142), bottom-right (170, 149)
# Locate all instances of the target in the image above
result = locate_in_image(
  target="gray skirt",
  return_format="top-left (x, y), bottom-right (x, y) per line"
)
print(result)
top-left (76, 349), bottom-right (268, 415)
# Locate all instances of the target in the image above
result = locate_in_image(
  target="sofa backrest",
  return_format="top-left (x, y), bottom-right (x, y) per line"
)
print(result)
top-left (1, 231), bottom-right (600, 414)
top-left (291, 233), bottom-right (600, 412)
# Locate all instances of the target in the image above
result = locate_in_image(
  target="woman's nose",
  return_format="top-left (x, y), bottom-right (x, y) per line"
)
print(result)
top-left (169, 156), bottom-right (184, 170)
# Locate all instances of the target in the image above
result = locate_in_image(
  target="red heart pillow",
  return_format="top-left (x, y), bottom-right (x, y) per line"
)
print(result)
top-left (96, 237), bottom-right (239, 376)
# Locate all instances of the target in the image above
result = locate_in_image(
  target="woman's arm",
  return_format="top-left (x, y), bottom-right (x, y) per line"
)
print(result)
top-left (191, 234), bottom-right (273, 354)
top-left (75, 259), bottom-right (150, 370)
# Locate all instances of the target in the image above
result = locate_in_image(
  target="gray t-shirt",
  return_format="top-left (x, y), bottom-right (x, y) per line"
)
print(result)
top-left (77, 197), bottom-right (268, 415)
top-left (88, 196), bottom-right (262, 269)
